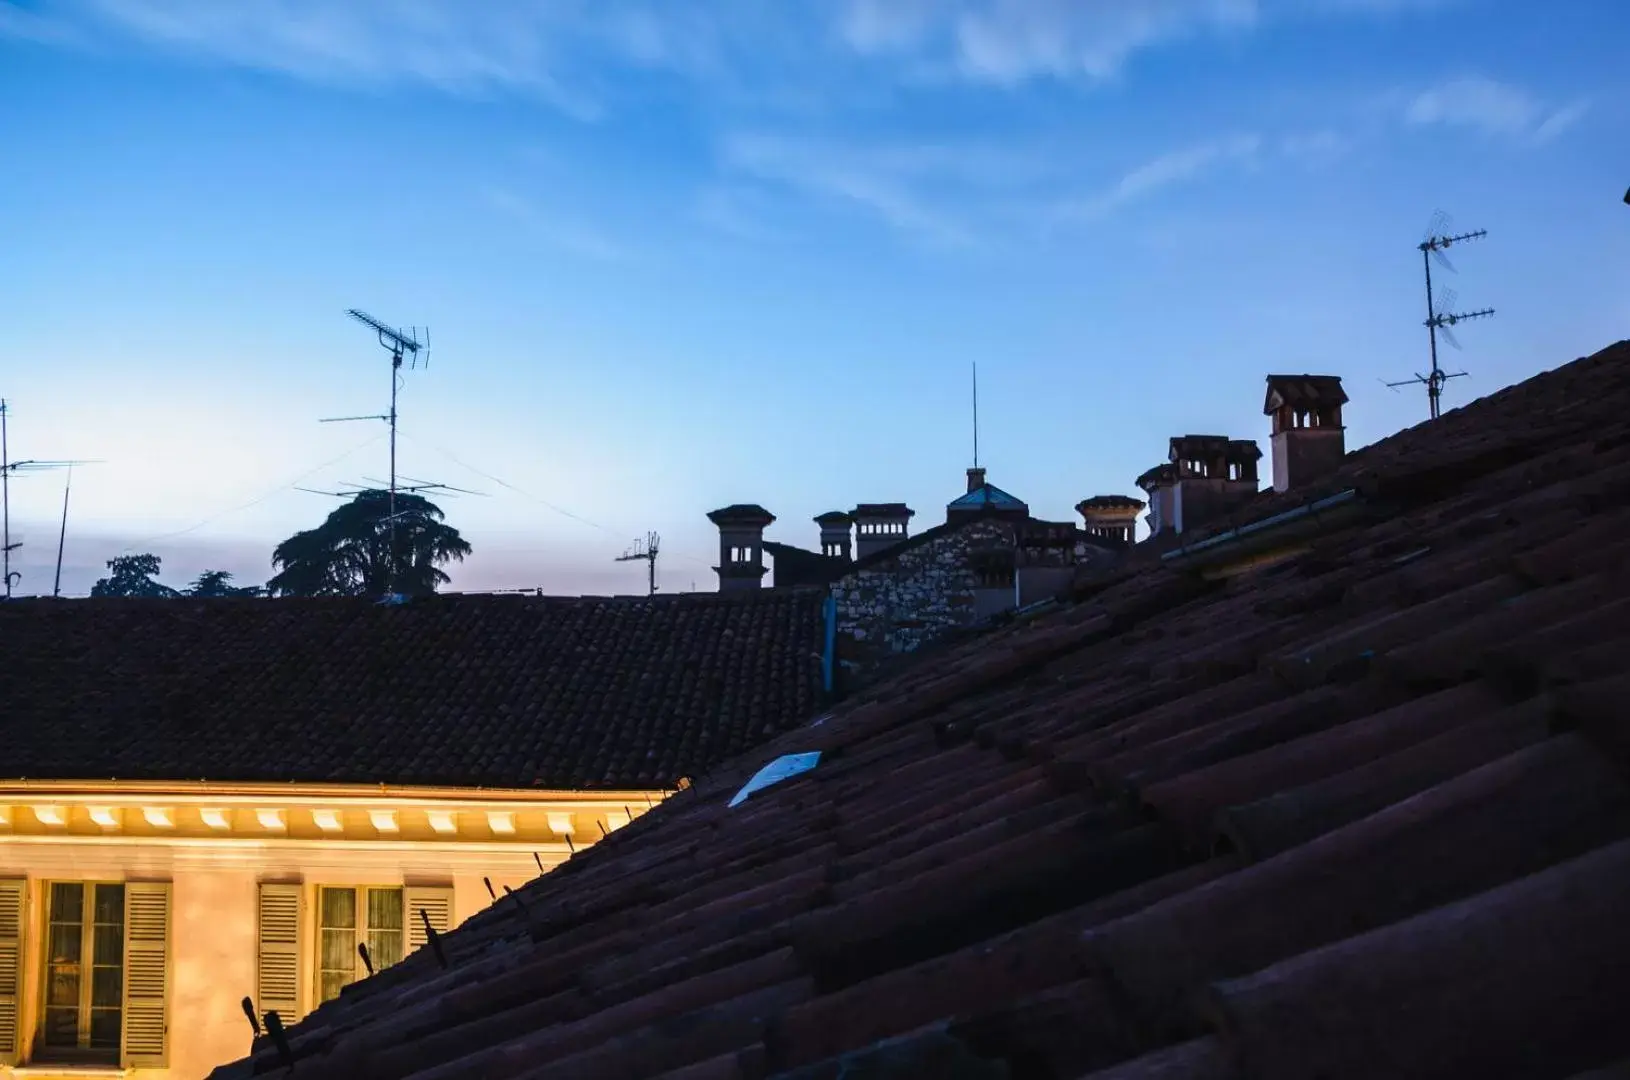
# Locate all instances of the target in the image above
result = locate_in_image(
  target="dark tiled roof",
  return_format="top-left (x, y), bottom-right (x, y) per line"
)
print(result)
top-left (214, 341), bottom-right (1630, 1080)
top-left (0, 590), bottom-right (825, 789)
top-left (1264, 374), bottom-right (1348, 412)
top-left (813, 511), bottom-right (853, 526)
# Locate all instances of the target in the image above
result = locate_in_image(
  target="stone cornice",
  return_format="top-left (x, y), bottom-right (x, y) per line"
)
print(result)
top-left (0, 781), bottom-right (670, 848)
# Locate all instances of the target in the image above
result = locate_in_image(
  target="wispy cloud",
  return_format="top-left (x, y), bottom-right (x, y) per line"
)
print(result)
top-left (18, 0), bottom-right (1467, 111)
top-left (480, 186), bottom-right (634, 263)
top-left (65, 0), bottom-right (603, 117)
top-left (1058, 133), bottom-right (1263, 222)
top-left (1405, 76), bottom-right (1590, 145)
top-left (839, 0), bottom-right (1260, 85)
top-left (719, 133), bottom-right (1031, 248)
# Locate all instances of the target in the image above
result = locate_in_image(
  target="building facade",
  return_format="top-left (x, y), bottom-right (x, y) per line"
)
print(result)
top-left (0, 782), bottom-right (660, 1077)
top-left (0, 590), bottom-right (826, 1076)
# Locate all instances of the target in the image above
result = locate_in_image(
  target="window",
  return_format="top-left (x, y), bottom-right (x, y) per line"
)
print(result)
top-left (317, 887), bottom-right (403, 1004)
top-left (40, 882), bottom-right (124, 1064)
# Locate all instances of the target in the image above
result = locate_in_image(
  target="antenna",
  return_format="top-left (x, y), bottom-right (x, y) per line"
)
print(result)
top-left (1, 399), bottom-right (98, 598)
top-left (1389, 213), bottom-right (1495, 421)
top-left (971, 362), bottom-right (980, 469)
top-left (615, 532), bottom-right (661, 597)
top-left (53, 465), bottom-right (72, 598)
top-left (326, 308), bottom-right (431, 597)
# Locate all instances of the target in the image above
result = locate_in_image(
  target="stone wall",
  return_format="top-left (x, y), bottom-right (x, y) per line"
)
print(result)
top-left (829, 517), bottom-right (1014, 678)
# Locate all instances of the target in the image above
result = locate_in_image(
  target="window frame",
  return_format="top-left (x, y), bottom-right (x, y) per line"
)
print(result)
top-left (314, 885), bottom-right (405, 1005)
top-left (35, 880), bottom-right (126, 1067)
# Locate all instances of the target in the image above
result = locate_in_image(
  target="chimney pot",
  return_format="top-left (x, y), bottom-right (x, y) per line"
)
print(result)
top-left (851, 503), bottom-right (915, 561)
top-left (966, 466), bottom-right (987, 493)
top-left (707, 504), bottom-right (775, 592)
top-left (1264, 375), bottom-right (1348, 492)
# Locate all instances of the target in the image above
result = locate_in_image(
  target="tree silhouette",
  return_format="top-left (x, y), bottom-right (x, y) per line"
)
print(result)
top-left (185, 570), bottom-right (261, 598)
top-left (267, 489), bottom-right (471, 598)
top-left (90, 553), bottom-right (179, 598)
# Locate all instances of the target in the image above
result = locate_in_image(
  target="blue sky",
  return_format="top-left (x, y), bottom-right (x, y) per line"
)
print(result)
top-left (2, 0), bottom-right (1626, 597)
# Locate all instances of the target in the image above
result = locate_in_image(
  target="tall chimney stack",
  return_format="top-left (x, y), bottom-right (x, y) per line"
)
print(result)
top-left (851, 503), bottom-right (915, 561)
top-left (814, 511), bottom-right (853, 561)
top-left (1076, 495), bottom-right (1146, 546)
top-left (1264, 375), bottom-right (1348, 492)
top-left (707, 504), bottom-right (775, 592)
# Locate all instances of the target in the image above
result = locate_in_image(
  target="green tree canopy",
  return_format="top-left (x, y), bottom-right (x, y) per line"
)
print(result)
top-left (184, 570), bottom-right (261, 598)
top-left (267, 489), bottom-right (471, 598)
top-left (90, 553), bottom-right (179, 597)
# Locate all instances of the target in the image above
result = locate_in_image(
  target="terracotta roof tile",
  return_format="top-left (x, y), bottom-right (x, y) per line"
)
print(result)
top-left (212, 340), bottom-right (1630, 1080)
top-left (0, 589), bottom-right (824, 787)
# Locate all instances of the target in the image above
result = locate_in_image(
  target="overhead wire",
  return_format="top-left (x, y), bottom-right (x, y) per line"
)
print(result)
top-left (124, 431), bottom-right (387, 550)
top-left (394, 426), bottom-right (714, 569)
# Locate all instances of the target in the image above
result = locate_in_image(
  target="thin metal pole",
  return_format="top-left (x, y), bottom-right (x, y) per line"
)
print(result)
top-left (389, 346), bottom-right (401, 595)
top-left (2, 398), bottom-right (10, 599)
top-left (1423, 246), bottom-right (1442, 421)
top-left (53, 466), bottom-right (70, 597)
top-left (972, 362), bottom-right (979, 469)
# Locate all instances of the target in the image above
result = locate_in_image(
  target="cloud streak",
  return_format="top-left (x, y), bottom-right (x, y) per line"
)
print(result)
top-left (12, 0), bottom-right (1465, 112)
top-left (1405, 76), bottom-right (1589, 145)
top-left (480, 186), bottom-right (634, 263)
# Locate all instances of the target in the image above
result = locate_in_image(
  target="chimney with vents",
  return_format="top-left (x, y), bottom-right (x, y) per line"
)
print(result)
top-left (1076, 495), bottom-right (1146, 546)
top-left (1264, 374), bottom-right (1348, 492)
top-left (707, 504), bottom-right (775, 592)
top-left (814, 511), bottom-right (853, 561)
top-left (851, 503), bottom-right (915, 560)
top-left (1152, 435), bottom-right (1263, 534)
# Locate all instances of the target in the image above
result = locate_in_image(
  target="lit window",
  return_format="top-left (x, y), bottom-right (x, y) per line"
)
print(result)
top-left (41, 882), bottom-right (124, 1064)
top-left (317, 887), bottom-right (403, 1003)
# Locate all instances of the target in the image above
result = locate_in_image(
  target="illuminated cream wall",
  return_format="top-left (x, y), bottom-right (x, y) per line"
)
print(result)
top-left (0, 782), bottom-right (663, 1079)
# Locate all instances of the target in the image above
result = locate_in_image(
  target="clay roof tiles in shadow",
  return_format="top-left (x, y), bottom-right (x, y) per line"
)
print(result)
top-left (213, 340), bottom-right (1630, 1080)
top-left (0, 588), bottom-right (825, 789)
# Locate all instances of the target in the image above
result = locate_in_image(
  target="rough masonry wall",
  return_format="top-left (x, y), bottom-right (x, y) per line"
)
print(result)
top-left (830, 518), bottom-right (1013, 675)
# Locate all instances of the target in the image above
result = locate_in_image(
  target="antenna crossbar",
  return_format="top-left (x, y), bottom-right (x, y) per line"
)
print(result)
top-left (1393, 213), bottom-right (1496, 421)
top-left (615, 531), bottom-right (661, 596)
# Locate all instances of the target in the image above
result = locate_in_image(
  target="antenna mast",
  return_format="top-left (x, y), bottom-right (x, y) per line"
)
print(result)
top-left (615, 532), bottom-right (661, 596)
top-left (972, 362), bottom-right (980, 469)
top-left (1, 399), bottom-right (96, 598)
top-left (1388, 212), bottom-right (1495, 421)
top-left (327, 309), bottom-right (430, 596)
top-left (54, 465), bottom-right (72, 598)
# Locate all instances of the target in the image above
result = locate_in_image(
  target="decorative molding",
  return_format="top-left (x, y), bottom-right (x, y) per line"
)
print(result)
top-left (0, 782), bottom-right (669, 851)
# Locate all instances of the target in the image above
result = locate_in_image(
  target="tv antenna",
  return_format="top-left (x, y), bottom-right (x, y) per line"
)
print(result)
top-left (1388, 213), bottom-right (1495, 420)
top-left (321, 309), bottom-right (431, 595)
top-left (615, 531), bottom-right (660, 596)
top-left (1, 399), bottom-right (98, 598)
top-left (971, 361), bottom-right (980, 469)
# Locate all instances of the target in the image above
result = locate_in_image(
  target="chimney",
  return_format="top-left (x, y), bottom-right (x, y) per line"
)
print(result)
top-left (1075, 495), bottom-right (1146, 546)
top-left (814, 511), bottom-right (853, 561)
top-left (1158, 435), bottom-right (1262, 534)
top-left (965, 466), bottom-right (987, 493)
top-left (851, 503), bottom-right (915, 561)
top-left (707, 504), bottom-right (775, 592)
top-left (1264, 375), bottom-right (1348, 493)
top-left (1136, 464), bottom-right (1178, 536)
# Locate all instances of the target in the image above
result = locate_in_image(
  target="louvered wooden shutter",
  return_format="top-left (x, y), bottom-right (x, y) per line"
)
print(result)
top-left (0, 879), bottom-right (24, 1066)
top-left (404, 885), bottom-right (454, 956)
top-left (257, 883), bottom-right (303, 1024)
top-left (123, 881), bottom-right (171, 1067)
